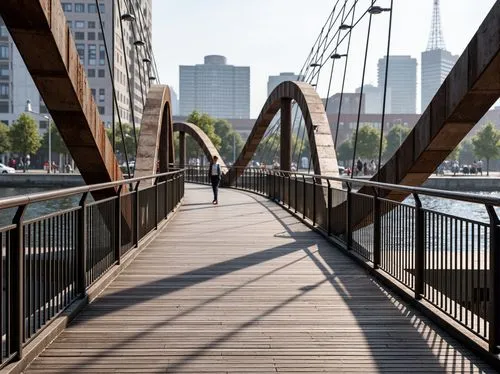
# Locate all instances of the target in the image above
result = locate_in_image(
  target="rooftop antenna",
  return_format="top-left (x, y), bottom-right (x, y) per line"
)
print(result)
top-left (426, 0), bottom-right (446, 50)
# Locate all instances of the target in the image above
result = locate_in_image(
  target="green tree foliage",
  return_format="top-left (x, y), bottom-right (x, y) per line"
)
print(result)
top-left (337, 140), bottom-right (353, 163)
top-left (0, 121), bottom-right (10, 154)
top-left (352, 124), bottom-right (385, 160)
top-left (41, 123), bottom-right (69, 156)
top-left (254, 132), bottom-right (308, 166)
top-left (459, 139), bottom-right (475, 165)
top-left (106, 123), bottom-right (137, 160)
top-left (185, 111), bottom-right (221, 160)
top-left (384, 124), bottom-right (410, 159)
top-left (9, 113), bottom-right (41, 156)
top-left (446, 143), bottom-right (460, 161)
top-left (471, 122), bottom-right (500, 176)
top-left (214, 119), bottom-right (244, 163)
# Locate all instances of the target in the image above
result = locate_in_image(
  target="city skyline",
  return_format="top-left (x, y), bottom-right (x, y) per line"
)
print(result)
top-left (152, 0), bottom-right (497, 117)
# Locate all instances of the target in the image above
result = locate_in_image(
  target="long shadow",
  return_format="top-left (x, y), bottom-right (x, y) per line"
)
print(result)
top-left (35, 186), bottom-right (494, 373)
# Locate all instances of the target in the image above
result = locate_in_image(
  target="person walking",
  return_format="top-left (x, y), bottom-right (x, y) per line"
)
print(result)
top-left (208, 155), bottom-right (221, 205)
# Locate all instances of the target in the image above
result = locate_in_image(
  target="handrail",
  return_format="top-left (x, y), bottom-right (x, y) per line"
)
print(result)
top-left (216, 166), bottom-right (500, 206)
top-left (0, 169), bottom-right (185, 210)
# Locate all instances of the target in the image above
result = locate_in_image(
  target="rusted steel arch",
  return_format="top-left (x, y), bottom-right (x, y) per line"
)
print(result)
top-left (227, 81), bottom-right (340, 186)
top-left (173, 122), bottom-right (227, 169)
top-left (364, 2), bottom-right (499, 201)
top-left (134, 85), bottom-right (175, 184)
top-left (0, 0), bottom-right (123, 199)
top-left (330, 2), bottom-right (500, 234)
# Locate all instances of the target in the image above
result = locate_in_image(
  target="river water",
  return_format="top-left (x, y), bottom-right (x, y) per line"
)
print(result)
top-left (0, 187), bottom-right (498, 227)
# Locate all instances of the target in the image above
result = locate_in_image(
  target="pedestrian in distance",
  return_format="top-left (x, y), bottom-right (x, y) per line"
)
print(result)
top-left (208, 155), bottom-right (221, 205)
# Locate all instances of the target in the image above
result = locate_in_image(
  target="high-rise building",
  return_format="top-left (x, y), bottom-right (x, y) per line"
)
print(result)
top-left (179, 55), bottom-right (250, 118)
top-left (421, 0), bottom-right (458, 112)
top-left (323, 93), bottom-right (364, 115)
top-left (267, 72), bottom-right (304, 96)
top-left (0, 0), bottom-right (153, 132)
top-left (355, 84), bottom-right (392, 114)
top-left (378, 55), bottom-right (417, 114)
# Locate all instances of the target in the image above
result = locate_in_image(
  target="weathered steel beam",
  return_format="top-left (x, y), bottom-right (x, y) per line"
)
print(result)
top-left (0, 0), bottom-right (123, 199)
top-left (229, 81), bottom-right (340, 185)
top-left (135, 85), bottom-right (175, 183)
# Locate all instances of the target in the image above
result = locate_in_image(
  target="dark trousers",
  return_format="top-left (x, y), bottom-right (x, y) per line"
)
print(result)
top-left (210, 175), bottom-right (220, 201)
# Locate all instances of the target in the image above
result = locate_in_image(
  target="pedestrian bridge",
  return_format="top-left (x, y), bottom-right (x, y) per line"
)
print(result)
top-left (13, 184), bottom-right (497, 373)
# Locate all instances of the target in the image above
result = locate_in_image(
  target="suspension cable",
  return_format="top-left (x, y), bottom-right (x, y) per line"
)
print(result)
top-left (116, 0), bottom-right (138, 147)
top-left (351, 3), bottom-right (374, 179)
top-left (377, 0), bottom-right (394, 180)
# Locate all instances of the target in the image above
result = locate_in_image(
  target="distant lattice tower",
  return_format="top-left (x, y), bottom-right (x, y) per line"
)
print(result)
top-left (426, 0), bottom-right (446, 50)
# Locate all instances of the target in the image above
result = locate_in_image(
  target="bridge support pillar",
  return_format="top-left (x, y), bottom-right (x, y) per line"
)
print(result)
top-left (280, 98), bottom-right (292, 171)
top-left (179, 131), bottom-right (186, 168)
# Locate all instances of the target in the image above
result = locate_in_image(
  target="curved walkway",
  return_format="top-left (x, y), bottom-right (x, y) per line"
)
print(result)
top-left (25, 185), bottom-right (494, 373)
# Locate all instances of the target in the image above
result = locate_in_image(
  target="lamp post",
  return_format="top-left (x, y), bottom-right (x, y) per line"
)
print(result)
top-left (26, 99), bottom-right (52, 173)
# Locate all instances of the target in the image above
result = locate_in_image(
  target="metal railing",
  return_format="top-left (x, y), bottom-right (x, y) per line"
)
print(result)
top-left (0, 169), bottom-right (185, 368)
top-left (185, 165), bottom-right (500, 355)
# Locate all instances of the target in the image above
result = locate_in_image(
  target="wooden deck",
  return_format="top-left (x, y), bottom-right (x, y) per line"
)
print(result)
top-left (25, 184), bottom-right (494, 373)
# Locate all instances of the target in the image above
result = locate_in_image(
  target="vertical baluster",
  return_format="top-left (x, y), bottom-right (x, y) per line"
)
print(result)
top-left (10, 205), bottom-right (26, 359)
top-left (115, 186), bottom-right (123, 265)
top-left (373, 188), bottom-right (380, 269)
top-left (77, 193), bottom-right (88, 297)
top-left (414, 194), bottom-right (424, 299)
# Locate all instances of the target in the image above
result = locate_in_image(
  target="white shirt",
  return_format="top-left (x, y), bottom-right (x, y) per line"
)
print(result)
top-left (211, 163), bottom-right (219, 176)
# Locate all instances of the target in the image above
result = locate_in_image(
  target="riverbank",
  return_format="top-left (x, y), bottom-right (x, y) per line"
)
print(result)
top-left (0, 172), bottom-right (84, 187)
top-left (1, 171), bottom-right (499, 191)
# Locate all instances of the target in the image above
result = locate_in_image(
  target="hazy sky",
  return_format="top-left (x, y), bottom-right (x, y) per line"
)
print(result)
top-left (152, 0), bottom-right (496, 117)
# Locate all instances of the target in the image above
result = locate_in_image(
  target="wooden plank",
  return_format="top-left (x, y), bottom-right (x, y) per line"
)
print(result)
top-left (24, 184), bottom-right (495, 373)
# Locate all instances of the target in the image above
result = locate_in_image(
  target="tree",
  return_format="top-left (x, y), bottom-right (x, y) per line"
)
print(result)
top-left (446, 143), bottom-right (460, 161)
top-left (186, 111), bottom-right (221, 160)
top-left (352, 124), bottom-right (385, 160)
top-left (384, 124), bottom-right (410, 159)
top-left (459, 139), bottom-right (474, 165)
top-left (214, 119), bottom-right (244, 163)
top-left (41, 123), bottom-right (69, 156)
top-left (471, 122), bottom-right (500, 176)
top-left (0, 121), bottom-right (10, 154)
top-left (9, 113), bottom-right (41, 156)
top-left (337, 140), bottom-right (353, 164)
top-left (106, 123), bottom-right (137, 161)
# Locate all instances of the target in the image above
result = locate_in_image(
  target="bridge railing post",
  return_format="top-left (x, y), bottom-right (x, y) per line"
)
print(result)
top-left (302, 175), bottom-right (306, 220)
top-left (414, 193), bottom-right (425, 300)
top-left (77, 192), bottom-right (88, 296)
top-left (9, 204), bottom-right (27, 360)
top-left (135, 181), bottom-right (141, 246)
top-left (114, 187), bottom-right (122, 265)
top-left (312, 177), bottom-right (317, 226)
top-left (486, 205), bottom-right (500, 354)
top-left (327, 180), bottom-right (332, 236)
top-left (346, 183), bottom-right (352, 250)
top-left (154, 177), bottom-right (159, 230)
top-left (373, 188), bottom-right (381, 269)
top-left (294, 174), bottom-right (298, 213)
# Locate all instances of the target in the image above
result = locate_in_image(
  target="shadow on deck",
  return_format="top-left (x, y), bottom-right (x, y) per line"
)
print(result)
top-left (24, 184), bottom-right (494, 373)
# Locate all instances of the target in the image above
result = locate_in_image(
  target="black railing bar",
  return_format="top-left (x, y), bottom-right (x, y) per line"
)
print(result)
top-left (0, 224), bottom-right (16, 233)
top-left (242, 168), bottom-right (500, 206)
top-left (86, 195), bottom-right (119, 208)
top-left (23, 207), bottom-right (81, 226)
top-left (0, 169), bottom-right (185, 210)
top-left (192, 165), bottom-right (500, 206)
top-left (421, 208), bottom-right (491, 227)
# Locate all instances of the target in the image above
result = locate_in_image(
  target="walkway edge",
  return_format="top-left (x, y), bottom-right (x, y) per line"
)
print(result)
top-left (0, 199), bottom-right (184, 374)
top-left (228, 186), bottom-right (500, 372)
top-left (271, 195), bottom-right (500, 372)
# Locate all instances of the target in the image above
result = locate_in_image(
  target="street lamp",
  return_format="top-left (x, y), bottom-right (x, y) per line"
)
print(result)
top-left (26, 99), bottom-right (52, 173)
top-left (330, 53), bottom-right (347, 59)
top-left (368, 6), bottom-right (391, 14)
